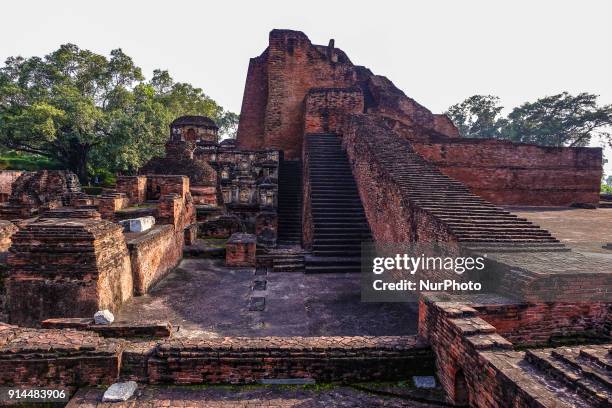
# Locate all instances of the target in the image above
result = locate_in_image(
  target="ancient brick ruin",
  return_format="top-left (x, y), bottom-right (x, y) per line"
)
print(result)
top-left (0, 29), bottom-right (608, 407)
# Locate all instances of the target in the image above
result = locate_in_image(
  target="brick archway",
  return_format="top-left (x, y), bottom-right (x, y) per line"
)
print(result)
top-left (454, 368), bottom-right (470, 406)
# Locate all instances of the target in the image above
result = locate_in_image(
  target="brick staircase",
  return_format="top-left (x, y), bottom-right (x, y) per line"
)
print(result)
top-left (277, 160), bottom-right (302, 246)
top-left (367, 131), bottom-right (568, 253)
top-left (525, 345), bottom-right (611, 407)
top-left (305, 133), bottom-right (372, 273)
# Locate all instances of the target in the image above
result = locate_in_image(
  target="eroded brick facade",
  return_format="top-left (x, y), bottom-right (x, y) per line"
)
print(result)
top-left (237, 29), bottom-right (602, 206)
top-left (6, 217), bottom-right (133, 326)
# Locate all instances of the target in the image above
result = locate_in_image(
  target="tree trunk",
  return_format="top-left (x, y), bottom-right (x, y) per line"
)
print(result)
top-left (67, 144), bottom-right (90, 183)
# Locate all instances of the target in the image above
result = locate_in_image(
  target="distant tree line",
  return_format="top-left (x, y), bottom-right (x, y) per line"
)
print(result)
top-left (446, 93), bottom-right (612, 147)
top-left (0, 44), bottom-right (239, 182)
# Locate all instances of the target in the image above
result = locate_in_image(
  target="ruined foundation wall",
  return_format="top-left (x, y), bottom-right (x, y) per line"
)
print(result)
top-left (115, 176), bottom-right (147, 206)
top-left (0, 171), bottom-right (28, 202)
top-left (418, 296), bottom-right (539, 407)
top-left (412, 139), bottom-right (602, 206)
top-left (126, 225), bottom-right (184, 295)
top-left (0, 325), bottom-right (123, 387)
top-left (147, 336), bottom-right (433, 384)
top-left (237, 30), bottom-right (454, 159)
top-left (473, 300), bottom-right (611, 345)
top-left (6, 218), bottom-right (133, 327)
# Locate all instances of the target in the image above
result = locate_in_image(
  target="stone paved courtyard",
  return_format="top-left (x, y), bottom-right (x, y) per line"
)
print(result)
top-left (115, 258), bottom-right (418, 338)
top-left (67, 385), bottom-right (441, 407)
top-left (507, 206), bottom-right (612, 255)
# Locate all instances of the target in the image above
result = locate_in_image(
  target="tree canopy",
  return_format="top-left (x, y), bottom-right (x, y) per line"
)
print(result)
top-left (0, 44), bottom-right (238, 181)
top-left (446, 92), bottom-right (612, 147)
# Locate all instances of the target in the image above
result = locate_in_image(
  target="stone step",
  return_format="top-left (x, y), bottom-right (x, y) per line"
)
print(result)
top-left (552, 348), bottom-right (612, 389)
top-left (526, 349), bottom-right (612, 407)
top-left (449, 224), bottom-right (540, 230)
top-left (465, 246), bottom-right (569, 253)
top-left (452, 229), bottom-right (553, 236)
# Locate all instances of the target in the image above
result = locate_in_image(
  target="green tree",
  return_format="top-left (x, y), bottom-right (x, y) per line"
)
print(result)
top-left (447, 92), bottom-right (612, 147)
top-left (503, 92), bottom-right (612, 147)
top-left (0, 45), bottom-right (238, 181)
top-left (446, 95), bottom-right (507, 139)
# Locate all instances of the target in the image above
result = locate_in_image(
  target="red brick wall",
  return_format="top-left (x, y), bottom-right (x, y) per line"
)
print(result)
top-left (0, 325), bottom-right (122, 387)
top-left (236, 52), bottom-right (268, 151)
top-left (304, 88), bottom-right (364, 134)
top-left (116, 176), bottom-right (147, 206)
top-left (341, 116), bottom-right (457, 245)
top-left (418, 296), bottom-right (545, 408)
top-left (126, 225), bottom-right (184, 295)
top-left (147, 175), bottom-right (190, 200)
top-left (412, 139), bottom-right (602, 206)
top-left (237, 30), bottom-right (457, 159)
top-left (473, 301), bottom-right (611, 345)
top-left (0, 170), bottom-right (27, 202)
top-left (147, 336), bottom-right (433, 385)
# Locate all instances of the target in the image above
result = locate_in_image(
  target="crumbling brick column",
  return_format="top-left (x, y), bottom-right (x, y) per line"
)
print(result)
top-left (98, 193), bottom-right (129, 220)
top-left (116, 176), bottom-right (147, 206)
top-left (6, 217), bottom-right (133, 327)
top-left (226, 233), bottom-right (256, 267)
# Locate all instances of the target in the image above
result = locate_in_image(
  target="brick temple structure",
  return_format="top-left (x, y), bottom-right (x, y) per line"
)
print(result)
top-left (233, 29), bottom-right (611, 406)
top-left (141, 115), bottom-right (281, 247)
top-left (0, 29), bottom-right (608, 407)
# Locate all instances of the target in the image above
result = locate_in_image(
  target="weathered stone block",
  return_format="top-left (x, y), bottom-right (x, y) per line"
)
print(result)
top-left (102, 381), bottom-right (137, 402)
top-left (184, 223), bottom-right (198, 246)
top-left (94, 309), bottom-right (115, 325)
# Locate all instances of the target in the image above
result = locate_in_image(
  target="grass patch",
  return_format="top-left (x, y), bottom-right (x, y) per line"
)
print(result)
top-left (0, 151), bottom-right (62, 171)
top-left (116, 203), bottom-right (157, 213)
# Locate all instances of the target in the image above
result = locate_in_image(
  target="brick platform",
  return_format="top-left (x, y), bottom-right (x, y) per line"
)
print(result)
top-left (68, 385), bottom-right (439, 407)
top-left (6, 217), bottom-right (133, 326)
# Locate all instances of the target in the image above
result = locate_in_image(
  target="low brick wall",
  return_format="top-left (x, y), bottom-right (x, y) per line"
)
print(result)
top-left (115, 176), bottom-right (147, 206)
top-left (412, 139), bottom-right (602, 206)
top-left (472, 300), bottom-right (611, 346)
top-left (0, 326), bottom-right (434, 387)
top-left (417, 295), bottom-right (611, 407)
top-left (0, 324), bottom-right (123, 386)
top-left (147, 336), bottom-right (433, 384)
top-left (126, 225), bottom-right (184, 295)
top-left (418, 295), bottom-right (541, 407)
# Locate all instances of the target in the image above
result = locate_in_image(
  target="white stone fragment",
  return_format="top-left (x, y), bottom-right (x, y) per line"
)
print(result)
top-left (413, 375), bottom-right (436, 388)
top-left (94, 309), bottom-right (114, 325)
top-left (102, 381), bottom-right (137, 402)
top-left (120, 216), bottom-right (156, 232)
